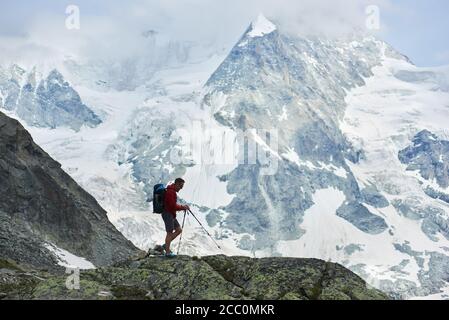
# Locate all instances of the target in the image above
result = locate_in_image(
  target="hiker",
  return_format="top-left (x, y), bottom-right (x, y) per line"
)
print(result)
top-left (162, 178), bottom-right (190, 257)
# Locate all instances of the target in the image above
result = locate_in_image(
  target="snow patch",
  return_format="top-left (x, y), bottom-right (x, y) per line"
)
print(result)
top-left (247, 14), bottom-right (276, 38)
top-left (44, 243), bottom-right (95, 269)
top-left (281, 147), bottom-right (347, 178)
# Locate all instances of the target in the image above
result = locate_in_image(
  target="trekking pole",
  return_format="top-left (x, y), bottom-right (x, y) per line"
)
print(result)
top-left (188, 209), bottom-right (222, 250)
top-left (177, 210), bottom-right (187, 255)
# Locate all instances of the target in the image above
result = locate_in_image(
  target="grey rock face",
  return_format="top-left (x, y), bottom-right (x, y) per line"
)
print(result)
top-left (336, 202), bottom-right (388, 234)
top-left (203, 24), bottom-right (393, 250)
top-left (424, 186), bottom-right (449, 205)
top-left (399, 130), bottom-right (449, 189)
top-left (361, 185), bottom-right (389, 208)
top-left (388, 243), bottom-right (449, 298)
top-left (417, 252), bottom-right (449, 296)
top-left (0, 211), bottom-right (60, 272)
top-left (421, 210), bottom-right (449, 242)
top-left (398, 131), bottom-right (449, 247)
top-left (337, 244), bottom-right (364, 256)
top-left (206, 32), bottom-right (386, 118)
top-left (206, 209), bottom-right (224, 228)
top-left (378, 278), bottom-right (419, 300)
top-left (220, 161), bottom-right (315, 252)
top-left (0, 65), bottom-right (101, 130)
top-left (391, 197), bottom-right (449, 243)
top-left (391, 198), bottom-right (425, 220)
top-left (393, 242), bottom-right (425, 269)
top-left (0, 111), bottom-right (140, 270)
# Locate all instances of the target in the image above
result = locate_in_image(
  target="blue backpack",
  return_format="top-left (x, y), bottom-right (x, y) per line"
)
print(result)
top-left (152, 184), bottom-right (166, 214)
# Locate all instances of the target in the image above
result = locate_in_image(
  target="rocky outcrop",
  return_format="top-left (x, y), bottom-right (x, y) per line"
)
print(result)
top-left (336, 202), bottom-right (388, 235)
top-left (0, 111), bottom-right (140, 270)
top-left (0, 254), bottom-right (389, 300)
top-left (399, 130), bottom-right (449, 189)
top-left (424, 186), bottom-right (449, 205)
top-left (360, 185), bottom-right (389, 208)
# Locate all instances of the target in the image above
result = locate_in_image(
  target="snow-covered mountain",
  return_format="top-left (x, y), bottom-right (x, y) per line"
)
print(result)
top-left (64, 30), bottom-right (226, 92)
top-left (5, 14), bottom-right (449, 299)
top-left (0, 64), bottom-right (101, 130)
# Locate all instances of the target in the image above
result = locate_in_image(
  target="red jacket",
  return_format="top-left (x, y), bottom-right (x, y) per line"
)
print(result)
top-left (164, 184), bottom-right (186, 217)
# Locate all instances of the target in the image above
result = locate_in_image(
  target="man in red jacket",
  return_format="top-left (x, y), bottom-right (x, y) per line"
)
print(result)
top-left (162, 178), bottom-right (189, 257)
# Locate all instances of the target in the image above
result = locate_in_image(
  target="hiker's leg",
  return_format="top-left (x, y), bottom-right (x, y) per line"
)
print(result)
top-left (172, 226), bottom-right (182, 240)
top-left (171, 219), bottom-right (182, 241)
top-left (166, 229), bottom-right (181, 252)
top-left (162, 213), bottom-right (176, 253)
top-left (165, 232), bottom-right (174, 253)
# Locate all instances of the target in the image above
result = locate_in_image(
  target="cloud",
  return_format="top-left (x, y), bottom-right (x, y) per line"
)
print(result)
top-left (0, 0), bottom-right (393, 65)
top-left (245, 0), bottom-right (392, 37)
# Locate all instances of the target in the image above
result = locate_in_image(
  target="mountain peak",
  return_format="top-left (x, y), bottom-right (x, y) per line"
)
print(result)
top-left (47, 68), bottom-right (65, 84)
top-left (247, 13), bottom-right (277, 38)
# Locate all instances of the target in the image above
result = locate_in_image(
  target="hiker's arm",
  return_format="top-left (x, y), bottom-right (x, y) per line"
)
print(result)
top-left (165, 190), bottom-right (188, 212)
top-left (176, 204), bottom-right (190, 211)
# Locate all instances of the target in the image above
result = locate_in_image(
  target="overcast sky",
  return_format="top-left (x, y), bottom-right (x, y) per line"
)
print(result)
top-left (0, 0), bottom-right (448, 67)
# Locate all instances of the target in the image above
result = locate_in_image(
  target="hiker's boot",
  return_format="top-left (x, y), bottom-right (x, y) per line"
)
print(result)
top-left (165, 251), bottom-right (176, 258)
